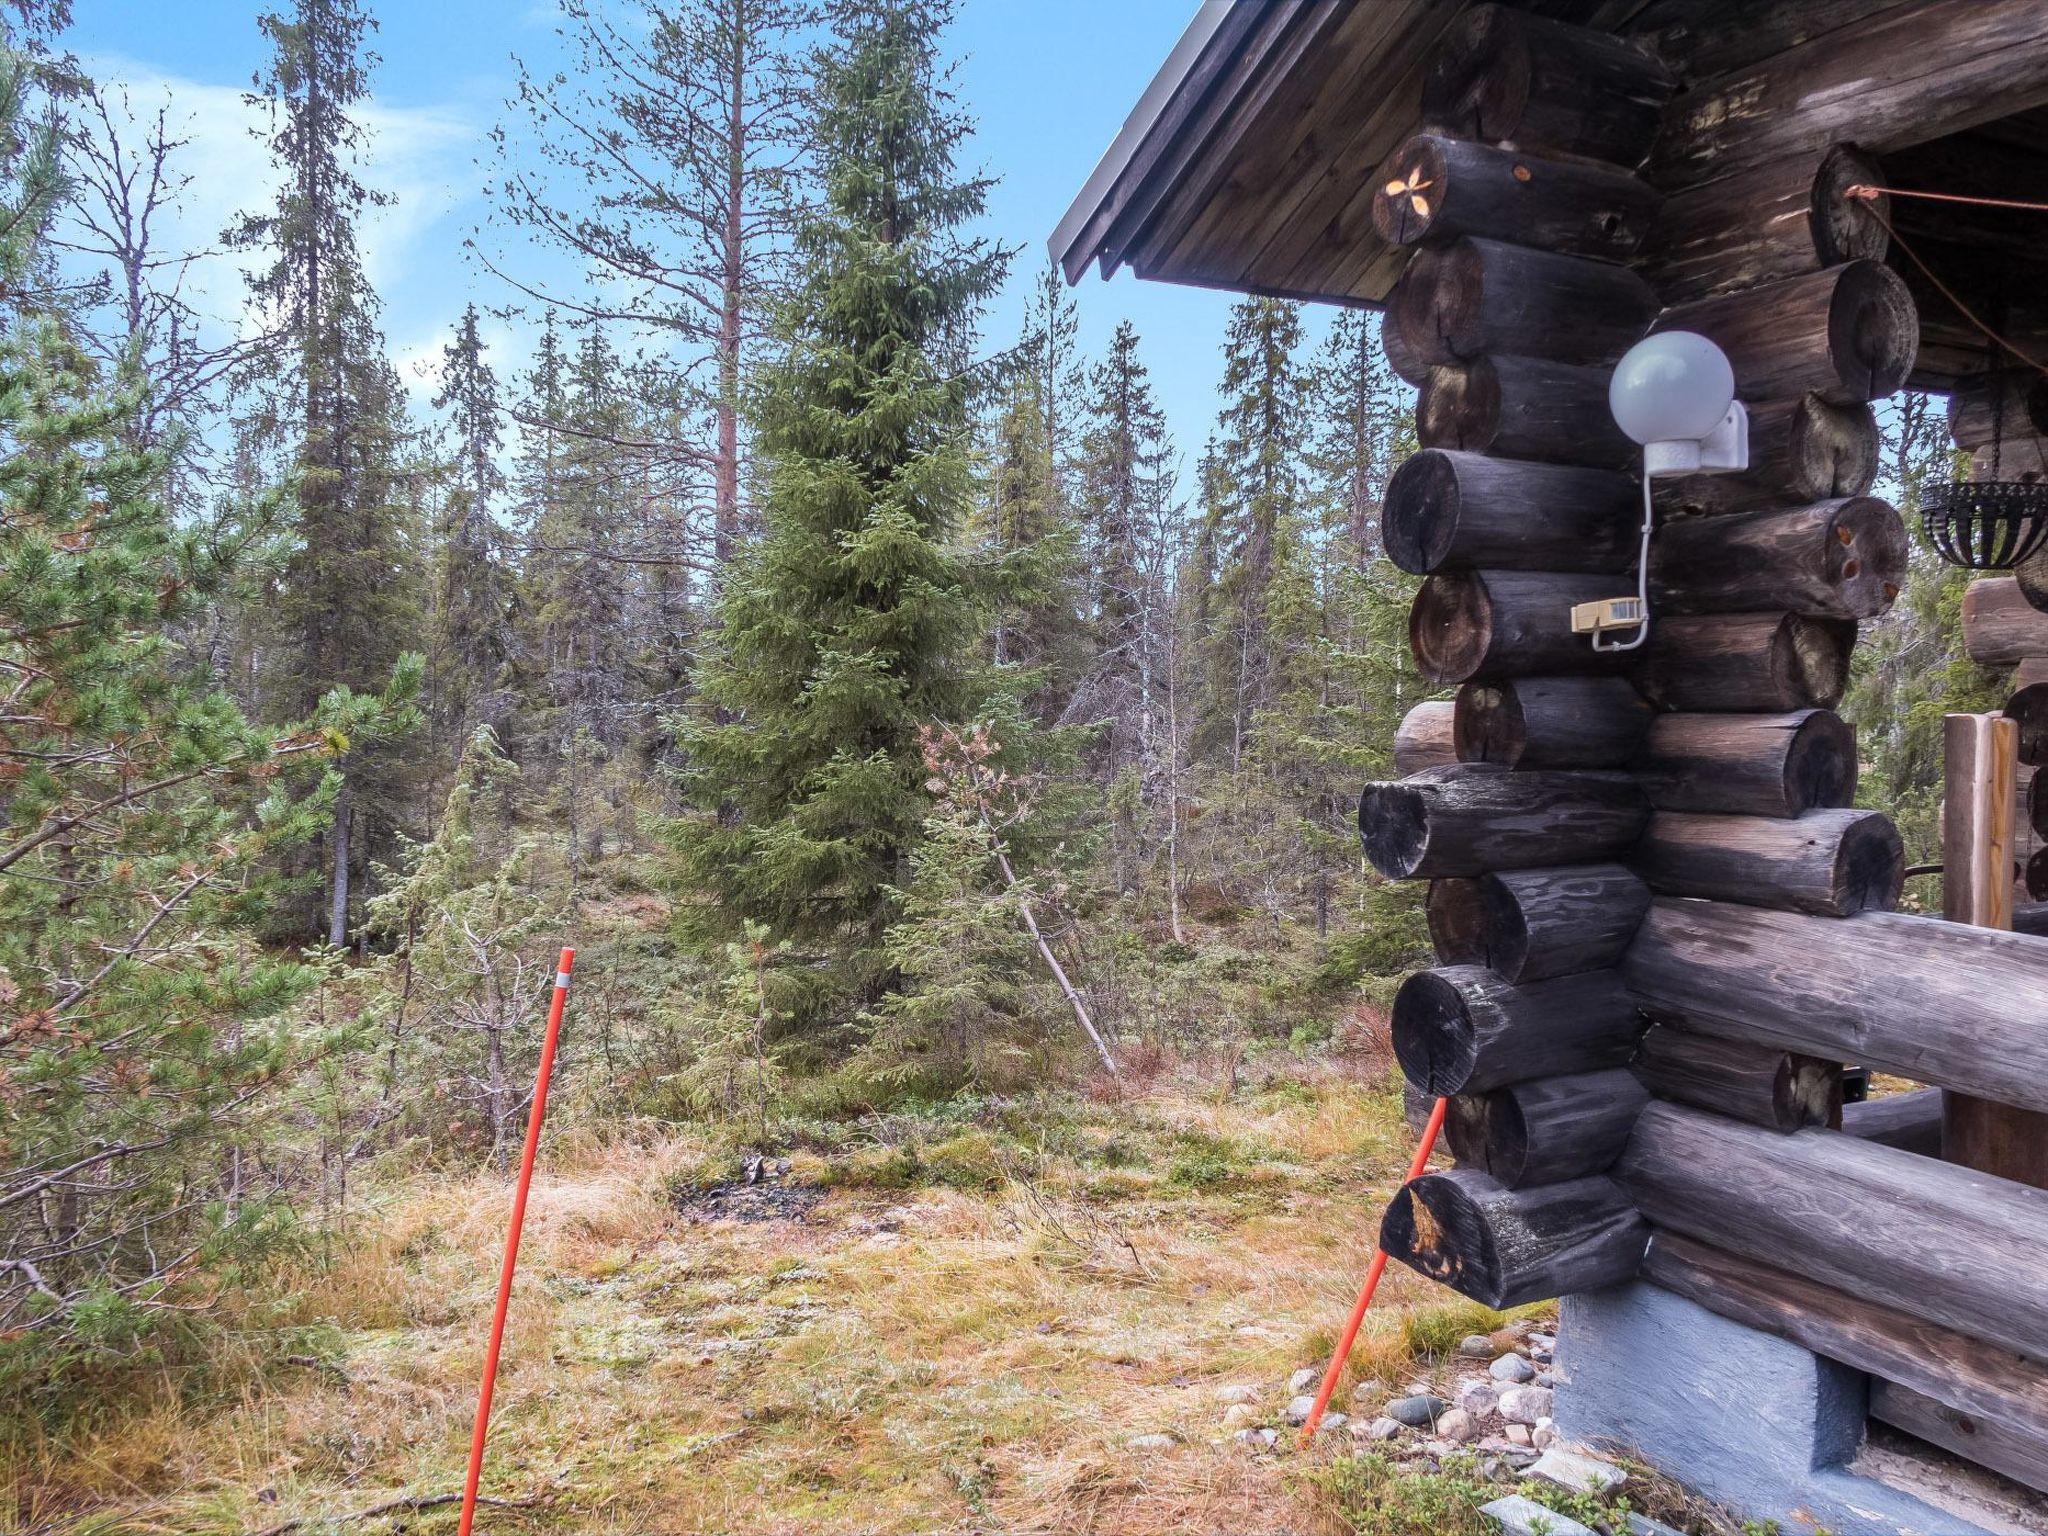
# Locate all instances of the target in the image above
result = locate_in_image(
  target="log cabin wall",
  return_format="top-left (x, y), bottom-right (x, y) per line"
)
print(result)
top-left (1349, 0), bottom-right (2048, 1497)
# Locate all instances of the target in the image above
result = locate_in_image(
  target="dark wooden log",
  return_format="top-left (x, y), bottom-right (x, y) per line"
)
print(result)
top-left (1971, 433), bottom-right (2048, 486)
top-left (1383, 448), bottom-right (1637, 577)
top-left (1427, 863), bottom-right (1651, 984)
top-left (1634, 710), bottom-right (1858, 818)
top-left (1379, 269), bottom-right (1432, 387)
top-left (1871, 1380), bottom-right (2048, 1497)
top-left (1380, 1168), bottom-right (1647, 1310)
top-left (1652, 262), bottom-right (1917, 406)
top-left (1654, 395), bottom-right (1879, 517)
top-left (1359, 763), bottom-right (1650, 881)
top-left (2032, 847), bottom-right (2048, 902)
top-left (1410, 569), bottom-right (1632, 685)
top-left (1421, 4), bottom-right (1676, 167)
top-left (2005, 683), bottom-right (2048, 768)
top-left (1942, 1095), bottom-right (2048, 1195)
top-left (1373, 133), bottom-right (1661, 259)
top-left (1454, 677), bottom-right (1652, 769)
top-left (2021, 657), bottom-right (2048, 690)
top-left (1651, 497), bottom-right (1905, 621)
top-left (2018, 901), bottom-right (2048, 938)
top-left (1642, 144), bottom-right (1888, 303)
top-left (1951, 370), bottom-right (2048, 451)
top-left (1446, 1069), bottom-right (1650, 1190)
top-left (1624, 899), bottom-right (2048, 1114)
top-left (1390, 239), bottom-right (1656, 371)
top-left (1842, 1087), bottom-right (1944, 1158)
top-left (1619, 1100), bottom-right (2048, 1363)
top-left (1642, 1231), bottom-right (2048, 1499)
top-left (1963, 577), bottom-right (2048, 667)
top-left (1648, 0), bottom-right (2048, 191)
top-left (1392, 700), bottom-right (1459, 776)
top-left (1392, 965), bottom-right (1644, 1098)
top-left (1634, 809), bottom-right (1904, 917)
top-left (1402, 1079), bottom-right (1438, 1140)
top-left (1417, 356), bottom-right (1636, 469)
top-left (1632, 1024), bottom-right (1839, 1132)
top-left (1634, 613), bottom-right (1856, 713)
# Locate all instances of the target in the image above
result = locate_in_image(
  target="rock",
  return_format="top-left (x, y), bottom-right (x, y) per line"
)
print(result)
top-left (1503, 1422), bottom-right (1532, 1447)
top-left (1358, 1416), bottom-right (1404, 1441)
top-left (1384, 1392), bottom-right (1446, 1428)
top-left (1288, 1366), bottom-right (1319, 1394)
top-left (1127, 1433), bottom-right (1177, 1451)
top-left (1234, 1426), bottom-right (1280, 1450)
top-left (1258, 1427), bottom-right (1279, 1447)
top-left (1625, 1515), bottom-right (1689, 1536)
top-left (1214, 1383), bottom-right (1259, 1405)
top-left (1436, 1407), bottom-right (1478, 1443)
top-left (1480, 1494), bottom-right (1599, 1536)
top-left (1536, 1368), bottom-right (1558, 1388)
top-left (1455, 1378), bottom-right (1500, 1417)
top-left (1489, 1352), bottom-right (1536, 1383)
top-left (1532, 1422), bottom-right (1557, 1450)
top-left (1222, 1403), bottom-right (1259, 1429)
top-left (1317, 1411), bottom-right (1349, 1434)
top-left (1531, 1446), bottom-right (1627, 1494)
top-left (1284, 1394), bottom-right (1316, 1425)
top-left (1458, 1333), bottom-right (1496, 1358)
top-left (1497, 1385), bottom-right (1554, 1426)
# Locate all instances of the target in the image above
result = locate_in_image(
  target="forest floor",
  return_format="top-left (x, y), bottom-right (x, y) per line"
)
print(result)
top-left (9, 1056), bottom-right (1591, 1536)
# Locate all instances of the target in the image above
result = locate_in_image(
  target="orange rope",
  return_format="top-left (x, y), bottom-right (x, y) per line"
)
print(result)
top-left (1845, 182), bottom-right (2048, 216)
top-left (1846, 191), bottom-right (2048, 380)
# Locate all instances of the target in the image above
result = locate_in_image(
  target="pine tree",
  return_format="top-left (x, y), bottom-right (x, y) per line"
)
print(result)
top-left (672, 0), bottom-right (1009, 1032)
top-left (0, 41), bottom-right (418, 1385)
top-left (982, 369), bottom-right (1083, 716)
top-left (231, 0), bottom-right (424, 944)
top-left (427, 305), bottom-right (514, 760)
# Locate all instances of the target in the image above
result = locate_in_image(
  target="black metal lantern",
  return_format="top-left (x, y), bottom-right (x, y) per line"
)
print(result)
top-left (1922, 477), bottom-right (2048, 570)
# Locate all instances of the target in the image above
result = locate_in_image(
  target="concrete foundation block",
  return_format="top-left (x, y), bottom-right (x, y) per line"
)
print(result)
top-left (1555, 1282), bottom-right (2007, 1536)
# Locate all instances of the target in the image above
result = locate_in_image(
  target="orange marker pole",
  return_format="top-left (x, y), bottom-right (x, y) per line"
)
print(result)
top-left (1299, 1095), bottom-right (1448, 1443)
top-left (458, 946), bottom-right (574, 1536)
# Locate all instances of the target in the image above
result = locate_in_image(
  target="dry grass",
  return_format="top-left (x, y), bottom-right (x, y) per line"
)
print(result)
top-left (9, 1066), bottom-right (1525, 1536)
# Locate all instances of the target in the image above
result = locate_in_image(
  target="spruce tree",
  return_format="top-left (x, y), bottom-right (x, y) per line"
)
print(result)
top-left (673, 0), bottom-right (1007, 1032)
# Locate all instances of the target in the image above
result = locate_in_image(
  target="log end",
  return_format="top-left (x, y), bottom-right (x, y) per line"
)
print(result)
top-left (1827, 260), bottom-right (1918, 403)
top-left (1411, 572), bottom-right (1492, 686)
top-left (1391, 967), bottom-right (1482, 1097)
top-left (1784, 614), bottom-right (1859, 710)
top-left (1416, 362), bottom-right (1501, 456)
top-left (1379, 1170), bottom-right (1512, 1305)
top-left (1827, 497), bottom-right (1909, 619)
top-left (1785, 708), bottom-right (1860, 814)
top-left (1373, 136), bottom-right (1450, 248)
top-left (1359, 778), bottom-right (1432, 880)
top-left (1384, 449), bottom-right (1465, 575)
top-left (1453, 680), bottom-right (1523, 765)
top-left (1813, 146), bottom-right (1890, 269)
top-left (1834, 810), bottom-right (1906, 916)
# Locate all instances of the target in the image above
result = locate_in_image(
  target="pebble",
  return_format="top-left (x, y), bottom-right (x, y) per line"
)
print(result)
top-left (1531, 1446), bottom-right (1627, 1494)
top-left (1497, 1385), bottom-right (1554, 1426)
top-left (1533, 1423), bottom-right (1557, 1451)
top-left (1457, 1333), bottom-right (1496, 1358)
top-left (1489, 1352), bottom-right (1536, 1384)
top-left (1233, 1427), bottom-right (1279, 1450)
top-left (1625, 1515), bottom-right (1689, 1536)
top-left (1287, 1366), bottom-right (1319, 1394)
top-left (1436, 1407), bottom-right (1478, 1443)
top-left (1283, 1394), bottom-right (1316, 1425)
top-left (1127, 1433), bottom-right (1177, 1451)
top-left (1455, 1379), bottom-right (1500, 1417)
top-left (1214, 1383), bottom-right (1260, 1405)
top-left (1222, 1403), bottom-right (1259, 1429)
top-left (1481, 1494), bottom-right (1598, 1536)
top-left (1384, 1392), bottom-right (1447, 1428)
top-left (1318, 1411), bottom-right (1349, 1434)
top-left (1359, 1416), bottom-right (1403, 1441)
top-left (1503, 1422), bottom-right (1532, 1447)
top-left (1536, 1368), bottom-right (1558, 1388)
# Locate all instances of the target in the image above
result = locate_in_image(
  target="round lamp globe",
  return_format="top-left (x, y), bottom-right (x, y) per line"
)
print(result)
top-left (1608, 331), bottom-right (1736, 447)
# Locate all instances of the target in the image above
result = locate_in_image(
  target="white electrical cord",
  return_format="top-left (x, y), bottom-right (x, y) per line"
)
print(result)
top-left (1592, 468), bottom-right (1655, 653)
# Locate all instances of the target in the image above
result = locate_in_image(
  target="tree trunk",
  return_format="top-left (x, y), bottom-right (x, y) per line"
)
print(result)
top-left (1623, 899), bottom-right (2048, 1114)
top-left (1634, 709), bottom-right (1858, 818)
top-left (327, 779), bottom-right (351, 948)
top-left (1632, 1024), bottom-right (1840, 1132)
top-left (1651, 261), bottom-right (1917, 406)
top-left (1392, 964), bottom-right (1645, 1097)
top-left (1454, 676), bottom-right (1652, 769)
top-left (1633, 612), bottom-right (1856, 712)
top-left (1426, 862), bottom-right (1651, 984)
top-left (1654, 395), bottom-right (1880, 516)
top-left (1393, 700), bottom-right (1460, 776)
top-left (1379, 267), bottom-right (1432, 386)
top-left (1417, 355), bottom-right (1637, 468)
top-left (1633, 807), bottom-right (1904, 917)
top-left (1373, 133), bottom-right (1661, 259)
top-left (1383, 448), bottom-right (1638, 575)
top-left (1410, 569), bottom-right (1635, 685)
top-left (1359, 762), bottom-right (1650, 880)
top-left (1390, 237), bottom-right (1657, 370)
top-left (1650, 496), bottom-right (1905, 620)
top-left (1379, 1167), bottom-right (1648, 1309)
top-left (1445, 1068), bottom-right (1649, 1189)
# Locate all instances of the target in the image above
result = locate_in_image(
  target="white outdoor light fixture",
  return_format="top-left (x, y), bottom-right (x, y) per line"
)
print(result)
top-left (1574, 331), bottom-right (1752, 652)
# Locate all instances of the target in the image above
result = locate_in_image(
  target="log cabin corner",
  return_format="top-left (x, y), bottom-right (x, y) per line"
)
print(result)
top-left (1057, 3), bottom-right (2048, 1530)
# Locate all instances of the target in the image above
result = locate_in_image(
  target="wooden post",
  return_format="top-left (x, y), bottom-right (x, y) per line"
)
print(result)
top-left (1942, 712), bottom-right (2048, 1189)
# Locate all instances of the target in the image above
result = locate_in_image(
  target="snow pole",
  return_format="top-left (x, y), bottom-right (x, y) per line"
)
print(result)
top-left (1299, 1095), bottom-right (1448, 1443)
top-left (457, 946), bottom-right (575, 1536)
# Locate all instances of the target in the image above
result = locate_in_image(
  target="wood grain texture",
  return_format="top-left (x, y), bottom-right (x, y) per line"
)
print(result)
top-left (1623, 899), bottom-right (2048, 1113)
top-left (1417, 355), bottom-right (1637, 468)
top-left (1383, 447), bottom-right (1638, 576)
top-left (1653, 395), bottom-right (1879, 517)
top-left (1390, 238), bottom-right (1657, 370)
top-left (1446, 1068), bottom-right (1650, 1189)
top-left (1650, 497), bottom-right (1905, 621)
top-left (1427, 862), bottom-right (1651, 984)
top-left (1870, 1380), bottom-right (2048, 1496)
top-left (1963, 577), bottom-right (2048, 667)
top-left (1632, 1024), bottom-right (1840, 1132)
top-left (1618, 1100), bottom-right (2048, 1363)
top-left (1410, 569), bottom-right (1634, 685)
top-left (1380, 1167), bottom-right (1648, 1309)
top-left (1633, 808), bottom-right (1904, 917)
top-left (1633, 613), bottom-right (1856, 713)
top-left (1393, 700), bottom-right (1459, 776)
top-left (1634, 710), bottom-right (1858, 818)
top-left (1358, 763), bottom-right (1650, 880)
top-left (1651, 262), bottom-right (1918, 406)
top-left (1373, 133), bottom-right (1662, 259)
top-left (1455, 677), bottom-right (1653, 769)
top-left (1392, 964), bottom-right (1646, 1098)
top-left (1842, 1087), bottom-right (1943, 1157)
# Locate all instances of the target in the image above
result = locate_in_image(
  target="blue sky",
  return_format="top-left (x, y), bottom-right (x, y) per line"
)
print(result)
top-left (65, 0), bottom-right (1320, 480)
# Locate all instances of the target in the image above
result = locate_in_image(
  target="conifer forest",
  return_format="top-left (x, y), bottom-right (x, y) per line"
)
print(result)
top-left (0, 2), bottom-right (1984, 1532)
